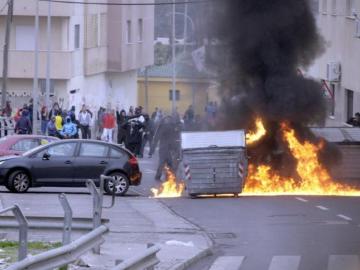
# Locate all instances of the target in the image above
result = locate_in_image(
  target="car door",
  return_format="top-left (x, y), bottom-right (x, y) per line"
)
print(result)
top-left (73, 142), bottom-right (110, 184)
top-left (30, 142), bottom-right (77, 184)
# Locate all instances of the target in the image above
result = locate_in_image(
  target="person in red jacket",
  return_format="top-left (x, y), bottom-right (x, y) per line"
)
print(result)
top-left (101, 109), bottom-right (116, 143)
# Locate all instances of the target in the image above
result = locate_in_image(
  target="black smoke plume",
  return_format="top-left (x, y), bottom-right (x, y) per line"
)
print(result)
top-left (204, 0), bottom-right (340, 176)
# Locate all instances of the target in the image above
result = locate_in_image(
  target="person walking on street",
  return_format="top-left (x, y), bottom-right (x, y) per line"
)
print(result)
top-left (149, 116), bottom-right (181, 181)
top-left (47, 116), bottom-right (57, 137)
top-left (116, 109), bottom-right (127, 144)
top-left (2, 101), bottom-right (12, 117)
top-left (78, 104), bottom-right (91, 139)
top-left (15, 110), bottom-right (32, 134)
top-left (101, 109), bottom-right (116, 143)
top-left (40, 106), bottom-right (49, 135)
top-left (55, 111), bottom-right (63, 138)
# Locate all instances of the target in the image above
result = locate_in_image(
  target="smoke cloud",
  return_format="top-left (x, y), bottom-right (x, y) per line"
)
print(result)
top-left (205, 0), bottom-right (338, 174)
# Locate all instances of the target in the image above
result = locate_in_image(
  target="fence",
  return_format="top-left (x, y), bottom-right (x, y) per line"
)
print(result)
top-left (0, 117), bottom-right (15, 137)
top-left (2, 175), bottom-right (161, 270)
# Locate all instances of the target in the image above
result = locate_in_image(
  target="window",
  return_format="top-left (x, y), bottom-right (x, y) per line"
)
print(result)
top-left (39, 79), bottom-right (55, 95)
top-left (346, 89), bottom-right (354, 121)
top-left (138, 19), bottom-right (143, 42)
top-left (127, 20), bottom-right (132, 43)
top-left (346, 0), bottom-right (354, 16)
top-left (329, 84), bottom-right (335, 117)
top-left (37, 143), bottom-right (77, 157)
top-left (15, 26), bottom-right (35, 51)
top-left (169, 90), bottom-right (180, 101)
top-left (11, 139), bottom-right (39, 152)
top-left (331, 0), bottom-right (336, 15)
top-left (74, 24), bottom-right (80, 49)
top-left (79, 143), bottom-right (109, 157)
top-left (110, 148), bottom-right (125, 158)
top-left (322, 0), bottom-right (327, 14)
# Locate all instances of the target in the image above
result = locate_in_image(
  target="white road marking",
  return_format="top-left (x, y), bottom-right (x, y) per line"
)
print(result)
top-left (295, 197), bottom-right (308, 202)
top-left (268, 256), bottom-right (301, 270)
top-left (337, 214), bottom-right (352, 221)
top-left (209, 256), bottom-right (245, 270)
top-left (316, 205), bottom-right (329, 211)
top-left (144, 169), bottom-right (156, 174)
top-left (328, 255), bottom-right (360, 270)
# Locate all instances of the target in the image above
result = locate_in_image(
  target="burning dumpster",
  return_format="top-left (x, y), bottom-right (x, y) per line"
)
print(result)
top-left (311, 127), bottom-right (360, 182)
top-left (180, 130), bottom-right (247, 198)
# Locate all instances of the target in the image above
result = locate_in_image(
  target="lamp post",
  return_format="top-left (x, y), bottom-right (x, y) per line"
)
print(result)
top-left (45, 0), bottom-right (52, 111)
top-left (168, 10), bottom-right (195, 113)
top-left (32, 0), bottom-right (39, 134)
top-left (171, 0), bottom-right (176, 113)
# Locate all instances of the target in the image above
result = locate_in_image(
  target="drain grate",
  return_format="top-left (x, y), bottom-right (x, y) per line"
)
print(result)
top-left (209, 232), bottom-right (236, 239)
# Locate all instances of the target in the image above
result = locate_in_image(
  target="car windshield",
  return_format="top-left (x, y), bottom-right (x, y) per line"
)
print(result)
top-left (23, 143), bottom-right (50, 157)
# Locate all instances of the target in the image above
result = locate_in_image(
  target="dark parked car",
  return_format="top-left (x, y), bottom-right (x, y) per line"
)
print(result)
top-left (0, 135), bottom-right (59, 156)
top-left (0, 139), bottom-right (141, 196)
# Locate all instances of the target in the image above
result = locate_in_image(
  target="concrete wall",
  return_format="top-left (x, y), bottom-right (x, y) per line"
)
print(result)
top-left (309, 0), bottom-right (360, 126)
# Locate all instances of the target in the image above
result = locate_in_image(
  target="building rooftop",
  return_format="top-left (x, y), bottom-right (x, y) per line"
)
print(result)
top-left (138, 54), bottom-right (209, 80)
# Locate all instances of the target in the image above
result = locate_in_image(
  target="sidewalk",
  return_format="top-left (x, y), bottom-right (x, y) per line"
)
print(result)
top-left (0, 189), bottom-right (213, 269)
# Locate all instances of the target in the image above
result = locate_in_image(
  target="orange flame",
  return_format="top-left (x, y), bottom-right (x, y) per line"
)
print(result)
top-left (246, 118), bottom-right (267, 145)
top-left (151, 167), bottom-right (185, 198)
top-left (243, 122), bottom-right (360, 196)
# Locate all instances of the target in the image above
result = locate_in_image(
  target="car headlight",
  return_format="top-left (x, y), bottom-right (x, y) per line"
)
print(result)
top-left (0, 161), bottom-right (6, 165)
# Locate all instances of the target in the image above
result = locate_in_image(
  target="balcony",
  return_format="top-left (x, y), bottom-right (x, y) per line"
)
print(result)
top-left (0, 50), bottom-right (72, 80)
top-left (0, 0), bottom-right (75, 17)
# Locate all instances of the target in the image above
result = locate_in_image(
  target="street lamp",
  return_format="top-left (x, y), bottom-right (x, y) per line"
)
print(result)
top-left (167, 10), bottom-right (195, 114)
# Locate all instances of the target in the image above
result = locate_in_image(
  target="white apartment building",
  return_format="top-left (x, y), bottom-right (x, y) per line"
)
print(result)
top-left (309, 0), bottom-right (360, 126)
top-left (0, 0), bottom-right (154, 113)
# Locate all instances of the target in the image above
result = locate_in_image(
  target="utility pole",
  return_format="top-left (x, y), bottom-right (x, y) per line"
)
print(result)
top-left (1, 0), bottom-right (14, 111)
top-left (32, 0), bottom-right (39, 134)
top-left (171, 0), bottom-right (176, 113)
top-left (45, 0), bottom-right (52, 110)
top-left (144, 66), bottom-right (149, 113)
top-left (183, 0), bottom-right (188, 53)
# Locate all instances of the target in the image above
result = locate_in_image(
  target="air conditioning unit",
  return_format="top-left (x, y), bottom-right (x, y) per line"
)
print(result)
top-left (326, 62), bottom-right (341, 82)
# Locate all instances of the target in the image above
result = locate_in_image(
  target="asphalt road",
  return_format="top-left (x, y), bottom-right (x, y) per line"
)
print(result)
top-left (1, 151), bottom-right (360, 270)
top-left (138, 152), bottom-right (360, 270)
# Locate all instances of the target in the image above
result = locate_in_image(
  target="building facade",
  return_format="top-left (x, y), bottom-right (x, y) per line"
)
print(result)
top-left (138, 61), bottom-right (215, 116)
top-left (309, 0), bottom-right (360, 126)
top-left (0, 0), bottom-right (154, 113)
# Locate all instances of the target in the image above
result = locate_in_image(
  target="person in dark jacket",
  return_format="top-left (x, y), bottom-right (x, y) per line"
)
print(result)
top-left (139, 114), bottom-right (154, 158)
top-left (15, 111), bottom-right (32, 134)
top-left (116, 109), bottom-right (127, 145)
top-left (149, 116), bottom-right (181, 181)
top-left (124, 116), bottom-right (144, 156)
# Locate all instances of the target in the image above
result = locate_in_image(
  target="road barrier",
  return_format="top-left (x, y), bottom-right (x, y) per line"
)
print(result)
top-left (0, 117), bottom-right (15, 137)
top-left (5, 225), bottom-right (108, 270)
top-left (112, 244), bottom-right (161, 270)
top-left (86, 175), bottom-right (116, 254)
top-left (0, 205), bottom-right (28, 261)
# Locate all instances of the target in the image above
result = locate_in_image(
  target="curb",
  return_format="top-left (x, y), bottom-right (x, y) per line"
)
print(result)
top-left (169, 247), bottom-right (213, 270)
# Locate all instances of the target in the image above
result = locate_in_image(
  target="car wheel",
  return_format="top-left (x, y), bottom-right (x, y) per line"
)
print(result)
top-left (8, 170), bottom-right (31, 193)
top-left (104, 172), bottom-right (129, 196)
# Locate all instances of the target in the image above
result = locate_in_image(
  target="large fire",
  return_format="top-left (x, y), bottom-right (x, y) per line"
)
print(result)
top-left (151, 167), bottom-right (185, 198)
top-left (243, 122), bottom-right (360, 196)
top-left (246, 118), bottom-right (267, 145)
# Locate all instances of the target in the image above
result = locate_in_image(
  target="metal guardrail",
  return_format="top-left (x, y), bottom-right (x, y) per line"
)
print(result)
top-left (113, 244), bottom-right (161, 270)
top-left (59, 193), bottom-right (72, 245)
top-left (0, 204), bottom-right (28, 261)
top-left (86, 175), bottom-right (116, 254)
top-left (5, 225), bottom-right (109, 270)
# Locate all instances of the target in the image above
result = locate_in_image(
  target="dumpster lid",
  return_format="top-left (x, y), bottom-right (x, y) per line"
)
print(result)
top-left (181, 130), bottom-right (245, 149)
top-left (311, 127), bottom-right (360, 143)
